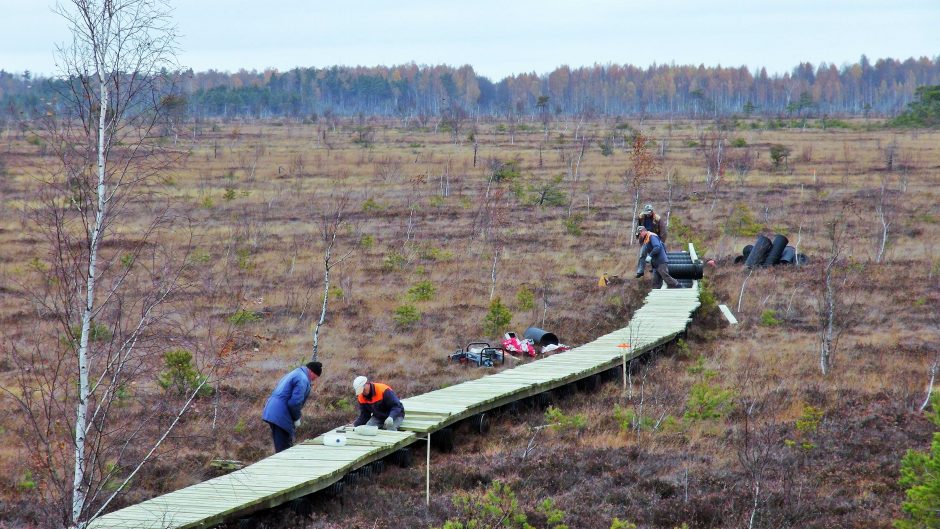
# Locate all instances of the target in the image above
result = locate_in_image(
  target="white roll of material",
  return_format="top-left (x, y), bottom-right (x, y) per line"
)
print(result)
top-left (322, 432), bottom-right (347, 446)
top-left (354, 425), bottom-right (379, 436)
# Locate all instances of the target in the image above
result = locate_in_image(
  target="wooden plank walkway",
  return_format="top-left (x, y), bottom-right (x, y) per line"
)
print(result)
top-left (90, 275), bottom-right (701, 529)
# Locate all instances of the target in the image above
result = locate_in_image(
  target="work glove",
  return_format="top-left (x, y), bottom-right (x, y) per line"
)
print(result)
top-left (294, 418), bottom-right (301, 428)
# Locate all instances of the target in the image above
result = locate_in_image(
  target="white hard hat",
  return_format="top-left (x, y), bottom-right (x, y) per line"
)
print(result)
top-left (353, 375), bottom-right (368, 395)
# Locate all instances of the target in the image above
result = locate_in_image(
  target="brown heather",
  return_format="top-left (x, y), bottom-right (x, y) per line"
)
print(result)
top-left (1, 117), bottom-right (938, 528)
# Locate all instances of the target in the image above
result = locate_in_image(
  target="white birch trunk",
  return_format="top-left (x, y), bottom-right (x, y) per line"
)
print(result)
top-left (73, 34), bottom-right (110, 525)
top-left (489, 249), bottom-right (499, 301)
top-left (876, 209), bottom-right (889, 263)
top-left (312, 234), bottom-right (336, 362)
top-left (630, 188), bottom-right (640, 246)
top-left (820, 263), bottom-right (835, 375)
top-left (921, 353), bottom-right (939, 412)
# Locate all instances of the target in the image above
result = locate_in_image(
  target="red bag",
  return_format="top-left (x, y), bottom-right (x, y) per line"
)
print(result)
top-left (502, 333), bottom-right (535, 357)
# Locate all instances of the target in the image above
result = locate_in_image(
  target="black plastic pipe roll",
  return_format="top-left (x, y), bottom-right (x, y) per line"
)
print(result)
top-left (524, 327), bottom-right (559, 347)
top-left (745, 235), bottom-right (772, 269)
top-left (742, 244), bottom-right (754, 258)
top-left (780, 246), bottom-right (797, 264)
top-left (666, 262), bottom-right (704, 279)
top-left (666, 251), bottom-right (693, 264)
top-left (763, 234), bottom-right (789, 266)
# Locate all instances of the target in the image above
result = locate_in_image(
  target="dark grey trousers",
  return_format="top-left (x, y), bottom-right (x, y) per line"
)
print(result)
top-left (653, 263), bottom-right (680, 288)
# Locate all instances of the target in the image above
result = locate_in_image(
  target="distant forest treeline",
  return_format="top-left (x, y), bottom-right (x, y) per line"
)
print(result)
top-left (2, 56), bottom-right (940, 120)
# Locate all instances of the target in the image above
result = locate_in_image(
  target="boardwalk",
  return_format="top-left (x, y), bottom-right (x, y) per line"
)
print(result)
top-left (90, 271), bottom-right (701, 529)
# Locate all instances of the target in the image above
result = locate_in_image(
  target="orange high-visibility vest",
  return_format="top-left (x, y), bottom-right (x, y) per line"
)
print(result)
top-left (357, 382), bottom-right (391, 405)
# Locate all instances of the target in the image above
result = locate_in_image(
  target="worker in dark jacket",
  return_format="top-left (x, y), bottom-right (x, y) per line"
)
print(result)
top-left (636, 226), bottom-right (681, 289)
top-left (352, 376), bottom-right (405, 431)
top-left (636, 203), bottom-right (666, 241)
top-left (635, 204), bottom-right (667, 276)
top-left (262, 361), bottom-right (322, 453)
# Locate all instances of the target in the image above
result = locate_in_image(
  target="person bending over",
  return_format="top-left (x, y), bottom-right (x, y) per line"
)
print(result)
top-left (351, 375), bottom-right (405, 431)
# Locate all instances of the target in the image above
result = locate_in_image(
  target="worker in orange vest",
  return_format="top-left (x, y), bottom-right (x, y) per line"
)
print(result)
top-left (352, 376), bottom-right (405, 431)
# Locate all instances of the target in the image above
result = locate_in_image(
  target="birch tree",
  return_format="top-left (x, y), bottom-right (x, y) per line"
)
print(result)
top-left (311, 193), bottom-right (356, 362)
top-left (818, 206), bottom-right (857, 375)
top-left (0, 2), bottom-right (207, 527)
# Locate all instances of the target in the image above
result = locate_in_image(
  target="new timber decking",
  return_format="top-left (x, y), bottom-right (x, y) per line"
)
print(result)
top-left (89, 277), bottom-right (701, 529)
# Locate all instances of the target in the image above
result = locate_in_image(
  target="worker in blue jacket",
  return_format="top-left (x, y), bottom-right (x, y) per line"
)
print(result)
top-left (351, 376), bottom-right (405, 431)
top-left (635, 225), bottom-right (681, 289)
top-left (262, 361), bottom-right (322, 453)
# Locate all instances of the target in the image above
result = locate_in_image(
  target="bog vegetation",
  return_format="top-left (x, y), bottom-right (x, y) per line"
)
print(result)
top-left (1, 108), bottom-right (939, 528)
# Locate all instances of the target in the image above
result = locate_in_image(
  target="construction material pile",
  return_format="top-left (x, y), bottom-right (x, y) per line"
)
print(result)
top-left (734, 234), bottom-right (807, 268)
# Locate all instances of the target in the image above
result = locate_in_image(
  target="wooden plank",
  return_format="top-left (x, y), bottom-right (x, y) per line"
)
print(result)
top-left (718, 304), bottom-right (738, 325)
top-left (92, 283), bottom-right (701, 529)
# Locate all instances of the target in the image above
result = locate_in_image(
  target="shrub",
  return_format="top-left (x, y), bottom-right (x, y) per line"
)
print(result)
top-left (235, 247), bottom-right (253, 271)
top-left (419, 245), bottom-right (454, 261)
top-left (785, 403), bottom-right (824, 452)
top-left (528, 175), bottom-right (567, 207)
top-left (436, 480), bottom-right (532, 529)
top-left (731, 138), bottom-right (748, 147)
top-left (482, 297), bottom-right (512, 336)
top-left (723, 203), bottom-right (763, 237)
top-left (201, 195), bottom-right (214, 209)
top-left (393, 304), bottom-right (421, 328)
top-left (562, 213), bottom-right (584, 236)
top-left (516, 285), bottom-right (535, 312)
top-left (157, 349), bottom-right (213, 398)
top-left (684, 382), bottom-right (733, 421)
top-left (760, 309), bottom-right (781, 326)
top-left (674, 338), bottom-right (690, 357)
top-left (545, 405), bottom-right (586, 433)
top-left (359, 234), bottom-right (375, 249)
top-left (330, 397), bottom-right (354, 413)
top-left (228, 309), bottom-right (261, 325)
top-left (769, 144), bottom-right (792, 170)
top-left (490, 159), bottom-right (521, 182)
top-left (190, 248), bottom-right (212, 265)
top-left (382, 250), bottom-right (406, 272)
top-left (610, 519), bottom-right (637, 529)
top-left (223, 188), bottom-right (237, 201)
top-left (698, 279), bottom-right (718, 316)
top-left (17, 470), bottom-right (36, 491)
top-left (361, 197), bottom-right (383, 212)
top-left (895, 398), bottom-right (940, 529)
top-left (407, 280), bottom-right (436, 302)
top-left (892, 85), bottom-right (940, 128)
top-left (233, 418), bottom-right (247, 435)
top-left (613, 404), bottom-right (658, 433)
top-left (668, 216), bottom-right (708, 256)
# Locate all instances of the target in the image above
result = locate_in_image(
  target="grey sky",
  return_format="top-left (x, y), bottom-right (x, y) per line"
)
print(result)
top-left (1, 0), bottom-right (937, 79)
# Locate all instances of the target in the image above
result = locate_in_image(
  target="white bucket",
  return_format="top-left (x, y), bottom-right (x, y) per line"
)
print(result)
top-left (322, 432), bottom-right (347, 446)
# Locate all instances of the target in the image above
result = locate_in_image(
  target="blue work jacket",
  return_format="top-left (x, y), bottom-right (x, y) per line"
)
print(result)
top-left (644, 233), bottom-right (669, 268)
top-left (262, 367), bottom-right (311, 435)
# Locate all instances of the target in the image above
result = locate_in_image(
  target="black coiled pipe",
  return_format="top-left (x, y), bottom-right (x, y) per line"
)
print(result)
top-left (745, 235), bottom-right (772, 268)
top-left (763, 234), bottom-right (789, 266)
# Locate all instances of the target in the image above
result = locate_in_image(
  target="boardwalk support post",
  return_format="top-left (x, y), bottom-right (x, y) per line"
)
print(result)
top-left (617, 343), bottom-right (631, 391)
top-left (425, 434), bottom-right (431, 507)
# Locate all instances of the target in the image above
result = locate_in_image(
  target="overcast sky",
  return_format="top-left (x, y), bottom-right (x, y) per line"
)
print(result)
top-left (1, 0), bottom-right (937, 79)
